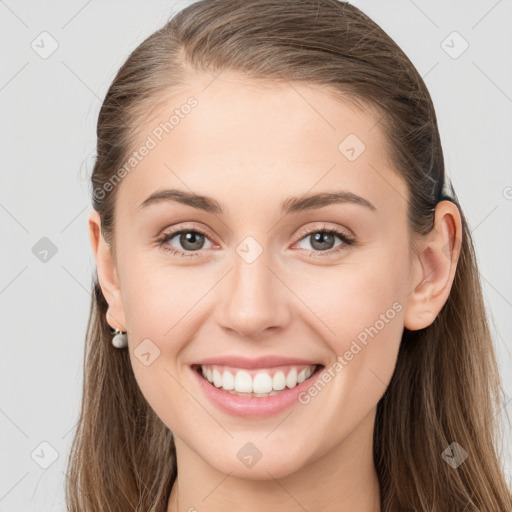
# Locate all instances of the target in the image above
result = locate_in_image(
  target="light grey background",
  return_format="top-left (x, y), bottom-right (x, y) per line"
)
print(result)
top-left (1, 0), bottom-right (511, 510)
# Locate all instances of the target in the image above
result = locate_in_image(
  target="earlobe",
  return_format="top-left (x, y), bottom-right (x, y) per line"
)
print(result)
top-left (403, 201), bottom-right (463, 331)
top-left (87, 209), bottom-right (127, 330)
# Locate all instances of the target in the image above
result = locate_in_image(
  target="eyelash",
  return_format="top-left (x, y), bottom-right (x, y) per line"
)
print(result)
top-left (156, 224), bottom-right (355, 258)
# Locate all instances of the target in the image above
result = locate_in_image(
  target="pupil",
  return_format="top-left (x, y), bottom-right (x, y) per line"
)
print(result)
top-left (312, 233), bottom-right (333, 250)
top-left (182, 232), bottom-right (203, 250)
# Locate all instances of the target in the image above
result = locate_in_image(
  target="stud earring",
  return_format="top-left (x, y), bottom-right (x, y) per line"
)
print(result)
top-left (111, 327), bottom-right (128, 349)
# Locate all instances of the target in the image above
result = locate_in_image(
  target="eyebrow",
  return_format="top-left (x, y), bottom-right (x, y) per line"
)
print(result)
top-left (138, 188), bottom-right (377, 215)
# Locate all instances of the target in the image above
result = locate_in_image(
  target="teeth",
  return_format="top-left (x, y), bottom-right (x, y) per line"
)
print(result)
top-left (272, 371), bottom-right (286, 391)
top-left (253, 372), bottom-right (273, 394)
top-left (213, 369), bottom-right (223, 388)
top-left (234, 370), bottom-right (252, 393)
top-left (222, 370), bottom-right (235, 390)
top-left (199, 364), bottom-right (317, 395)
top-left (286, 368), bottom-right (297, 388)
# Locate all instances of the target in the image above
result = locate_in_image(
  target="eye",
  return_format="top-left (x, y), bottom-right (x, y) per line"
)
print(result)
top-left (156, 225), bottom-right (215, 257)
top-left (156, 223), bottom-right (355, 258)
top-left (293, 224), bottom-right (355, 257)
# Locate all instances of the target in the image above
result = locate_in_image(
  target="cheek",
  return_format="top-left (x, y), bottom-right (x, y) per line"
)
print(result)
top-left (290, 260), bottom-right (406, 437)
top-left (299, 248), bottom-right (407, 381)
top-left (118, 247), bottom-right (199, 341)
top-left (116, 251), bottom-right (195, 403)
top-left (122, 262), bottom-right (197, 433)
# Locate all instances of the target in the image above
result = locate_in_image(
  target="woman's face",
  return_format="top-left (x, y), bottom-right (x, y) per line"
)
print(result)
top-left (94, 71), bottom-right (421, 479)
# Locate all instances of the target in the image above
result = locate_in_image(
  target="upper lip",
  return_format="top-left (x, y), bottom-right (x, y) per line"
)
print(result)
top-left (192, 355), bottom-right (322, 369)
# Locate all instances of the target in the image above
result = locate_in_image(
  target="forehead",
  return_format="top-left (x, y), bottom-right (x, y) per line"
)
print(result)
top-left (115, 72), bottom-right (407, 220)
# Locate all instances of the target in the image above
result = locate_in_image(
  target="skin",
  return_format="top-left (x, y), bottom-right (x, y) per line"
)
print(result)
top-left (88, 71), bottom-right (462, 512)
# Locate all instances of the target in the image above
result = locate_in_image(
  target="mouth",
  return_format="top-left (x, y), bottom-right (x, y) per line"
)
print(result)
top-left (191, 363), bottom-right (325, 398)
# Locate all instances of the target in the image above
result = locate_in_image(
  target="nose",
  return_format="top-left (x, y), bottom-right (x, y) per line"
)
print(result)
top-left (214, 243), bottom-right (291, 340)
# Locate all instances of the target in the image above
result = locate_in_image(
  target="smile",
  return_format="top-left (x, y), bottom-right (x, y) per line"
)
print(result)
top-left (195, 363), bottom-right (318, 397)
top-left (190, 362), bottom-right (325, 417)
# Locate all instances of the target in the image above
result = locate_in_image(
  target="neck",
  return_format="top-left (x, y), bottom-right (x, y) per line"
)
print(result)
top-left (167, 408), bottom-right (381, 512)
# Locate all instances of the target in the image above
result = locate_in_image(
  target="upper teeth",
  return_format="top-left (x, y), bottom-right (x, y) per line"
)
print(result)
top-left (200, 364), bottom-right (316, 393)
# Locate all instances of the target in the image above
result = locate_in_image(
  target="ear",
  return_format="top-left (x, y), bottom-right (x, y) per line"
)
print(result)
top-left (403, 200), bottom-right (463, 331)
top-left (88, 209), bottom-right (127, 330)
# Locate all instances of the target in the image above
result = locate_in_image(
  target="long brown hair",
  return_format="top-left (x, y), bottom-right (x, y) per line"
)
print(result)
top-left (66, 1), bottom-right (512, 510)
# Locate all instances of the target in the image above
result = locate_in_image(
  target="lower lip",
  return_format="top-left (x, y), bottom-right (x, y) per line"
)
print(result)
top-left (190, 365), bottom-right (323, 418)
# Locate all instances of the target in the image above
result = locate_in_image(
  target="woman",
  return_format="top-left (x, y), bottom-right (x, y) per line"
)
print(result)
top-left (66, 0), bottom-right (512, 510)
